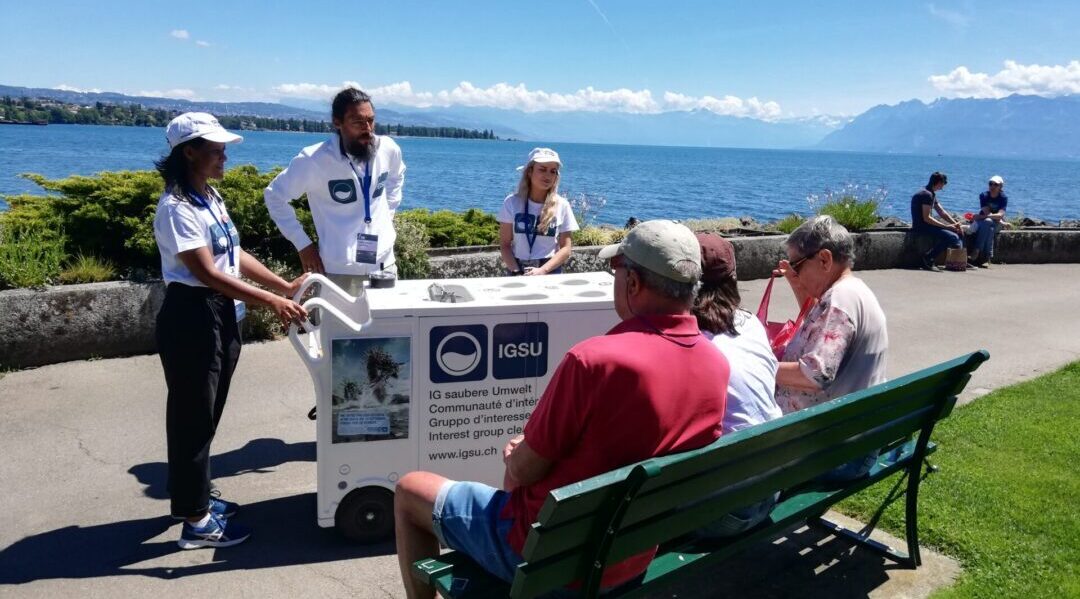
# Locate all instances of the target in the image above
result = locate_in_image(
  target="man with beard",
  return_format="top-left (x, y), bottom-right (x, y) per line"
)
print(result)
top-left (264, 87), bottom-right (406, 294)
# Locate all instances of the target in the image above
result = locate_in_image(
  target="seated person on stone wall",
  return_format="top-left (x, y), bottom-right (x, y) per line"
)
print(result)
top-left (968, 175), bottom-right (1008, 268)
top-left (393, 220), bottom-right (730, 598)
top-left (774, 216), bottom-right (889, 482)
top-left (690, 233), bottom-right (782, 536)
top-left (911, 171), bottom-right (966, 271)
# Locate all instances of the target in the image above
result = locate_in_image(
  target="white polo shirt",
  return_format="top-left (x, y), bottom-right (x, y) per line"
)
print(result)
top-left (154, 187), bottom-right (241, 287)
top-left (497, 193), bottom-right (579, 261)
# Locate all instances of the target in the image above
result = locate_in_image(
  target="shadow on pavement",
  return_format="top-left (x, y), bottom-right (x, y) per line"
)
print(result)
top-left (127, 438), bottom-right (316, 499)
top-left (0, 492), bottom-right (393, 583)
top-left (655, 524), bottom-right (906, 598)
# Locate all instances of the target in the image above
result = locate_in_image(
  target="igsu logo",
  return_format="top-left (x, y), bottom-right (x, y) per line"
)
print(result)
top-left (430, 325), bottom-right (488, 383)
top-left (327, 179), bottom-right (357, 204)
top-left (493, 322), bottom-right (548, 380)
top-left (497, 342), bottom-right (544, 359)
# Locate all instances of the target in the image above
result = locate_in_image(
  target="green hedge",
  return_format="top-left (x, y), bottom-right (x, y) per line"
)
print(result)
top-left (0, 166), bottom-right (510, 289)
top-left (398, 207), bottom-right (499, 247)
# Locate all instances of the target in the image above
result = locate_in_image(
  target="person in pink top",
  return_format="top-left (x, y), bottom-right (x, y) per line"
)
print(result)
top-left (394, 220), bottom-right (729, 598)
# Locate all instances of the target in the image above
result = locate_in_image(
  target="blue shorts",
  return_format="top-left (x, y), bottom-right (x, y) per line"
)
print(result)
top-left (432, 481), bottom-right (524, 583)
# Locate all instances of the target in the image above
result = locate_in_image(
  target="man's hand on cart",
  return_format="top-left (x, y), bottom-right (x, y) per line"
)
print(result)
top-left (298, 243), bottom-right (325, 274)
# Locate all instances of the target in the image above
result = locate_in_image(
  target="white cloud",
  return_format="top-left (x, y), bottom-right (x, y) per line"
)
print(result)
top-left (137, 88), bottom-right (197, 100)
top-left (170, 29), bottom-right (190, 40)
top-left (54, 84), bottom-right (102, 93)
top-left (272, 80), bottom-right (783, 120)
top-left (929, 60), bottom-right (1080, 98)
top-left (663, 91), bottom-right (782, 120)
top-left (927, 3), bottom-right (970, 28)
top-left (195, 40), bottom-right (211, 47)
top-left (272, 81), bottom-right (362, 99)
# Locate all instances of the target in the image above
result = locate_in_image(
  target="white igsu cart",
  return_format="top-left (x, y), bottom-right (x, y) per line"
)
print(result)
top-left (289, 272), bottom-right (619, 542)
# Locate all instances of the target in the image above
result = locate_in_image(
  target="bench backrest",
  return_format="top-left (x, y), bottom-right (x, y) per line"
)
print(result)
top-left (509, 350), bottom-right (989, 598)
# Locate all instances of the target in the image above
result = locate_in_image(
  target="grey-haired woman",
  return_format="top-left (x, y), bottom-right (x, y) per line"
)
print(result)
top-left (774, 215), bottom-right (888, 480)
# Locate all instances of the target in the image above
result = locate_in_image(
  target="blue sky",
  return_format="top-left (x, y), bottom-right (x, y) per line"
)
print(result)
top-left (2, 0), bottom-right (1079, 119)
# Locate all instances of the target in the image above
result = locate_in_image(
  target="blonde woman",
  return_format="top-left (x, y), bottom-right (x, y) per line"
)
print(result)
top-left (497, 148), bottom-right (579, 275)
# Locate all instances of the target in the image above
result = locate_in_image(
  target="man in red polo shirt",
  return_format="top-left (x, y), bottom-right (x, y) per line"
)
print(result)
top-left (395, 220), bottom-right (730, 598)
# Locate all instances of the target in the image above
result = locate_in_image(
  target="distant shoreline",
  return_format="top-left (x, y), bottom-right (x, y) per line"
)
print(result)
top-left (1, 96), bottom-right (498, 140)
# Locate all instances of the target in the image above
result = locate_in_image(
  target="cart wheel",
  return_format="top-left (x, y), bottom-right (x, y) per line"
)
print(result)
top-left (335, 486), bottom-right (395, 543)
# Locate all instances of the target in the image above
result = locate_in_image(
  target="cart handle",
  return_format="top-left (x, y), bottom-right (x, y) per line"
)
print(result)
top-left (288, 297), bottom-right (367, 365)
top-left (292, 273), bottom-right (355, 304)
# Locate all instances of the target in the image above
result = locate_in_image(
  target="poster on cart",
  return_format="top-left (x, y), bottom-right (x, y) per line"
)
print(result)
top-left (331, 337), bottom-right (412, 443)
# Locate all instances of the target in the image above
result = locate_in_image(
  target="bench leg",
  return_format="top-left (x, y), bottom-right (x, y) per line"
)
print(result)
top-left (809, 516), bottom-right (917, 568)
top-left (904, 463), bottom-right (924, 568)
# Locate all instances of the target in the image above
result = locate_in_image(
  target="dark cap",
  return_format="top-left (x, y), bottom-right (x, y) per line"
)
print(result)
top-left (695, 233), bottom-right (736, 284)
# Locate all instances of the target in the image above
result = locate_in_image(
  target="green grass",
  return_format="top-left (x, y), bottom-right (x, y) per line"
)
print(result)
top-left (0, 222), bottom-right (65, 289)
top-left (838, 362), bottom-right (1080, 598)
top-left (773, 213), bottom-right (806, 234)
top-left (58, 253), bottom-right (116, 285)
top-left (817, 195), bottom-right (880, 230)
top-left (572, 226), bottom-right (626, 247)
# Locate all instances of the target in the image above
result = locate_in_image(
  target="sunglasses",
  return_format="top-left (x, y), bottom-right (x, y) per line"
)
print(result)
top-left (785, 251), bottom-right (815, 273)
top-left (989, 182), bottom-right (1002, 187)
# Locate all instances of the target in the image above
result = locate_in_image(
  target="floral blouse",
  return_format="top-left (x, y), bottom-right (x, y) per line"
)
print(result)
top-left (775, 276), bottom-right (888, 414)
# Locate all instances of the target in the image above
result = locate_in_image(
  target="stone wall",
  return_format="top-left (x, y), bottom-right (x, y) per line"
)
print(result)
top-left (0, 281), bottom-right (164, 369)
top-left (3, 229), bottom-right (1078, 368)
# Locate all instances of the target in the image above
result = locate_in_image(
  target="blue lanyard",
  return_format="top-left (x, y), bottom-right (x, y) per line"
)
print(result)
top-left (348, 159), bottom-right (373, 223)
top-left (523, 196), bottom-right (539, 253)
top-left (190, 190), bottom-right (236, 268)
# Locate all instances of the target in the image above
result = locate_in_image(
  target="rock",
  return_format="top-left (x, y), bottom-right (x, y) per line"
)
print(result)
top-left (871, 216), bottom-right (909, 229)
top-left (1059, 219), bottom-right (1080, 229)
top-left (1018, 216), bottom-right (1048, 227)
top-left (624, 217), bottom-right (641, 229)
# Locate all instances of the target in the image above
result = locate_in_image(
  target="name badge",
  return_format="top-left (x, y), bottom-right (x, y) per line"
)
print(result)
top-left (355, 233), bottom-right (379, 264)
top-left (234, 300), bottom-right (246, 322)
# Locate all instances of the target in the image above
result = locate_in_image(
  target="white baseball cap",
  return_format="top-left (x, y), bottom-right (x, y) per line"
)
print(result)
top-left (517, 147), bottom-right (561, 171)
top-left (165, 112), bottom-right (243, 149)
top-left (988, 175), bottom-right (1005, 186)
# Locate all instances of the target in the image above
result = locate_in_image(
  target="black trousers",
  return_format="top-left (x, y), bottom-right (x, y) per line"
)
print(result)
top-left (156, 283), bottom-right (242, 518)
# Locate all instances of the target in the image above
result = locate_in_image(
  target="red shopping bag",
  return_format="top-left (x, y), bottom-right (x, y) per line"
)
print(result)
top-left (756, 275), bottom-right (815, 360)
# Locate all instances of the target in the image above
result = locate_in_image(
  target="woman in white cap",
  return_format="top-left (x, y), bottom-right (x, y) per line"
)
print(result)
top-left (969, 175), bottom-right (1008, 267)
top-left (497, 148), bottom-right (579, 275)
top-left (153, 112), bottom-right (308, 549)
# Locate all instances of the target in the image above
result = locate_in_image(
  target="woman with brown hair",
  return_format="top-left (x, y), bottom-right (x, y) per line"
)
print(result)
top-left (497, 147), bottom-right (579, 275)
top-left (691, 233), bottom-right (781, 536)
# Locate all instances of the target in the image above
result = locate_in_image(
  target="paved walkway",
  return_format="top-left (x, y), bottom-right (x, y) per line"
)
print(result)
top-left (1, 264), bottom-right (1078, 598)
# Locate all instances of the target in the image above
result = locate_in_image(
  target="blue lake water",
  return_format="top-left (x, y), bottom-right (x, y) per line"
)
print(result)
top-left (2, 124), bottom-right (1077, 224)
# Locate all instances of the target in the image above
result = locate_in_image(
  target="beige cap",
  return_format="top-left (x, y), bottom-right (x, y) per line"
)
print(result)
top-left (989, 175), bottom-right (1004, 186)
top-left (598, 220), bottom-right (701, 283)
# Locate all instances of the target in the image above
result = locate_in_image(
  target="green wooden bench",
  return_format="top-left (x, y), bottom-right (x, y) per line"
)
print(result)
top-left (413, 350), bottom-right (989, 598)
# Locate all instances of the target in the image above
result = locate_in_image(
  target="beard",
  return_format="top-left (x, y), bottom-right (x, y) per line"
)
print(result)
top-left (345, 136), bottom-right (374, 161)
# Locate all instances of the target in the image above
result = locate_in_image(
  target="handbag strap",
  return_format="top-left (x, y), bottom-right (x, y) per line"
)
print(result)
top-left (792, 295), bottom-right (815, 328)
top-left (756, 275), bottom-right (776, 325)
